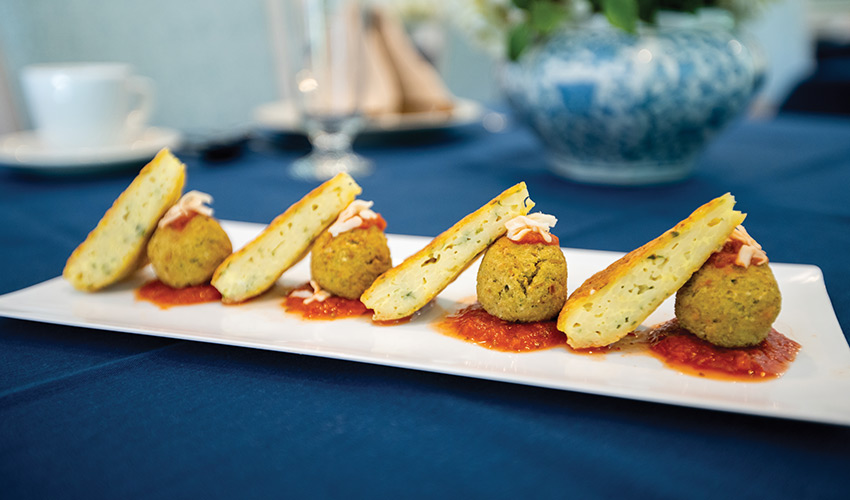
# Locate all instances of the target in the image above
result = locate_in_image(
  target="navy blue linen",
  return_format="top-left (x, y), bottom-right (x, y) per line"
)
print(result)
top-left (1, 113), bottom-right (849, 499)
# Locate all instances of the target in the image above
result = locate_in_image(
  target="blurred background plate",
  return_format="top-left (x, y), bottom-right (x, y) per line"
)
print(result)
top-left (253, 98), bottom-right (484, 135)
top-left (0, 127), bottom-right (182, 175)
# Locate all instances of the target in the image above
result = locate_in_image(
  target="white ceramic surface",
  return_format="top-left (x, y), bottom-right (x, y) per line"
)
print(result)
top-left (1, 220), bottom-right (848, 425)
top-left (0, 127), bottom-right (181, 174)
top-left (21, 63), bottom-right (154, 149)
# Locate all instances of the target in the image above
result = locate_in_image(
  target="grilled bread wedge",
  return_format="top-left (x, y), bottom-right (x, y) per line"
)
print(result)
top-left (63, 148), bottom-right (186, 291)
top-left (361, 182), bottom-right (534, 320)
top-left (557, 193), bottom-right (746, 349)
top-left (212, 173), bottom-right (361, 303)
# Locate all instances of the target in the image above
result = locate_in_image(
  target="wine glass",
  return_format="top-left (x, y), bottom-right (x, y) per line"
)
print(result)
top-left (284, 0), bottom-right (372, 180)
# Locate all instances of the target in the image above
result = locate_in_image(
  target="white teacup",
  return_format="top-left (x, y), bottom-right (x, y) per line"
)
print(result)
top-left (21, 63), bottom-right (154, 150)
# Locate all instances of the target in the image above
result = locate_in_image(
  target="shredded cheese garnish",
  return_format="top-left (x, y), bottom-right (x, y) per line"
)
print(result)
top-left (729, 225), bottom-right (768, 267)
top-left (158, 190), bottom-right (214, 229)
top-left (505, 213), bottom-right (558, 243)
top-left (289, 280), bottom-right (330, 304)
top-left (327, 199), bottom-right (378, 237)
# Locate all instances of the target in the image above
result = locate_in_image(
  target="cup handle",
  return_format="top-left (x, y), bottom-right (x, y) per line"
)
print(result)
top-left (126, 75), bottom-right (154, 134)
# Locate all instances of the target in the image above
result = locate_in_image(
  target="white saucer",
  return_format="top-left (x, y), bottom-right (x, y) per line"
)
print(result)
top-left (0, 127), bottom-right (182, 175)
top-left (253, 98), bottom-right (484, 135)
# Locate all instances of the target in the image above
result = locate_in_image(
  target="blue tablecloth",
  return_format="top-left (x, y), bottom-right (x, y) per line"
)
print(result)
top-left (2, 112), bottom-right (849, 498)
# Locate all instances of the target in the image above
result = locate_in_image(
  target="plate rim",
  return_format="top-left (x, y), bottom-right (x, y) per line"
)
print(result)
top-left (0, 127), bottom-right (183, 170)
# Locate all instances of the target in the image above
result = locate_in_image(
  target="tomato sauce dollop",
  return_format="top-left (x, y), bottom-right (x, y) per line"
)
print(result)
top-left (359, 214), bottom-right (387, 232)
top-left (168, 211), bottom-right (198, 231)
top-left (513, 232), bottom-right (559, 246)
top-left (706, 239), bottom-right (743, 268)
top-left (437, 303), bottom-right (567, 352)
top-left (648, 319), bottom-right (800, 380)
top-left (283, 284), bottom-right (370, 320)
top-left (136, 279), bottom-right (221, 309)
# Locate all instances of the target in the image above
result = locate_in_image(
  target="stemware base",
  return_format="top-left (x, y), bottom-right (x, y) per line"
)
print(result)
top-left (289, 151), bottom-right (372, 181)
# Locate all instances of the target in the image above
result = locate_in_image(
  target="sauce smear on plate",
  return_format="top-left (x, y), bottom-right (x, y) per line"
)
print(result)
top-left (283, 284), bottom-right (370, 320)
top-left (648, 318), bottom-right (800, 380)
top-left (136, 279), bottom-right (221, 309)
top-left (437, 303), bottom-right (566, 352)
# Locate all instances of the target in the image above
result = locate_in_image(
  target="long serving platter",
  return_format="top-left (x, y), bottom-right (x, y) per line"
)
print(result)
top-left (1, 220), bottom-right (849, 426)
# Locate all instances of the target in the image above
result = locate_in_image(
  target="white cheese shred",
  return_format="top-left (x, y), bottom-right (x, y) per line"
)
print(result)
top-left (289, 280), bottom-right (330, 304)
top-left (327, 199), bottom-right (378, 237)
top-left (505, 212), bottom-right (558, 243)
top-left (158, 190), bottom-right (214, 229)
top-left (729, 225), bottom-right (768, 267)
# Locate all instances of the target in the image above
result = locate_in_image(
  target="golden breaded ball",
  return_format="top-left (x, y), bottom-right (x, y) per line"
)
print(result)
top-left (311, 226), bottom-right (392, 300)
top-left (147, 214), bottom-right (232, 288)
top-left (476, 236), bottom-right (567, 322)
top-left (675, 262), bottom-right (781, 347)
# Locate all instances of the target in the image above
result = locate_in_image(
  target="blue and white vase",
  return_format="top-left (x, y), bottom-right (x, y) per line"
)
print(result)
top-left (502, 14), bottom-right (762, 185)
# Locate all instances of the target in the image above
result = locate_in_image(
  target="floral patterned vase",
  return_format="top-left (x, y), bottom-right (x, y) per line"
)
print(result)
top-left (502, 20), bottom-right (762, 185)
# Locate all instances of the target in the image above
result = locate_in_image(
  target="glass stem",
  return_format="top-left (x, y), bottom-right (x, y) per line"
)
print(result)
top-left (309, 130), bottom-right (353, 156)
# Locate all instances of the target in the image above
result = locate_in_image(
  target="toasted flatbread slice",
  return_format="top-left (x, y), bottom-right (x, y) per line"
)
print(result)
top-left (361, 183), bottom-right (534, 320)
top-left (63, 148), bottom-right (186, 291)
top-left (212, 173), bottom-right (361, 303)
top-left (557, 193), bottom-right (746, 349)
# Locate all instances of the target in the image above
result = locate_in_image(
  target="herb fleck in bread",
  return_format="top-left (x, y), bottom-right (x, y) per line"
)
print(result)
top-left (63, 148), bottom-right (186, 291)
top-left (361, 182), bottom-right (534, 320)
top-left (212, 173), bottom-right (361, 303)
top-left (557, 193), bottom-right (746, 349)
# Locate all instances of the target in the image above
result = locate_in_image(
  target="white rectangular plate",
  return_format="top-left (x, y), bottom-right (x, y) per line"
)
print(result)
top-left (2, 220), bottom-right (849, 425)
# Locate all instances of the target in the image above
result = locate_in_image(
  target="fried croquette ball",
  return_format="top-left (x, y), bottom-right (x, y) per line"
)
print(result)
top-left (147, 214), bottom-right (232, 288)
top-left (476, 236), bottom-right (567, 322)
top-left (310, 225), bottom-right (392, 300)
top-left (675, 262), bottom-right (781, 348)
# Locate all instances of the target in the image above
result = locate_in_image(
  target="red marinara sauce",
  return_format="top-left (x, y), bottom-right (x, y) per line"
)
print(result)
top-left (168, 211), bottom-right (198, 231)
top-left (706, 239), bottom-right (743, 268)
top-left (283, 284), bottom-right (370, 320)
top-left (136, 279), bottom-right (222, 309)
top-left (359, 214), bottom-right (387, 232)
top-left (648, 318), bottom-right (800, 380)
top-left (436, 303), bottom-right (567, 352)
top-left (513, 232), bottom-right (560, 246)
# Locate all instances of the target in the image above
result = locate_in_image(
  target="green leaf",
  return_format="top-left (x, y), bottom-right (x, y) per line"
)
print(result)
top-left (602, 0), bottom-right (639, 33)
top-left (508, 22), bottom-right (532, 61)
top-left (529, 1), bottom-right (569, 35)
top-left (512, 0), bottom-right (533, 10)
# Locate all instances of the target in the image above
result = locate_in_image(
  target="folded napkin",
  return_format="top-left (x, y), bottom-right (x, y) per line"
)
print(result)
top-left (361, 8), bottom-right (455, 116)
